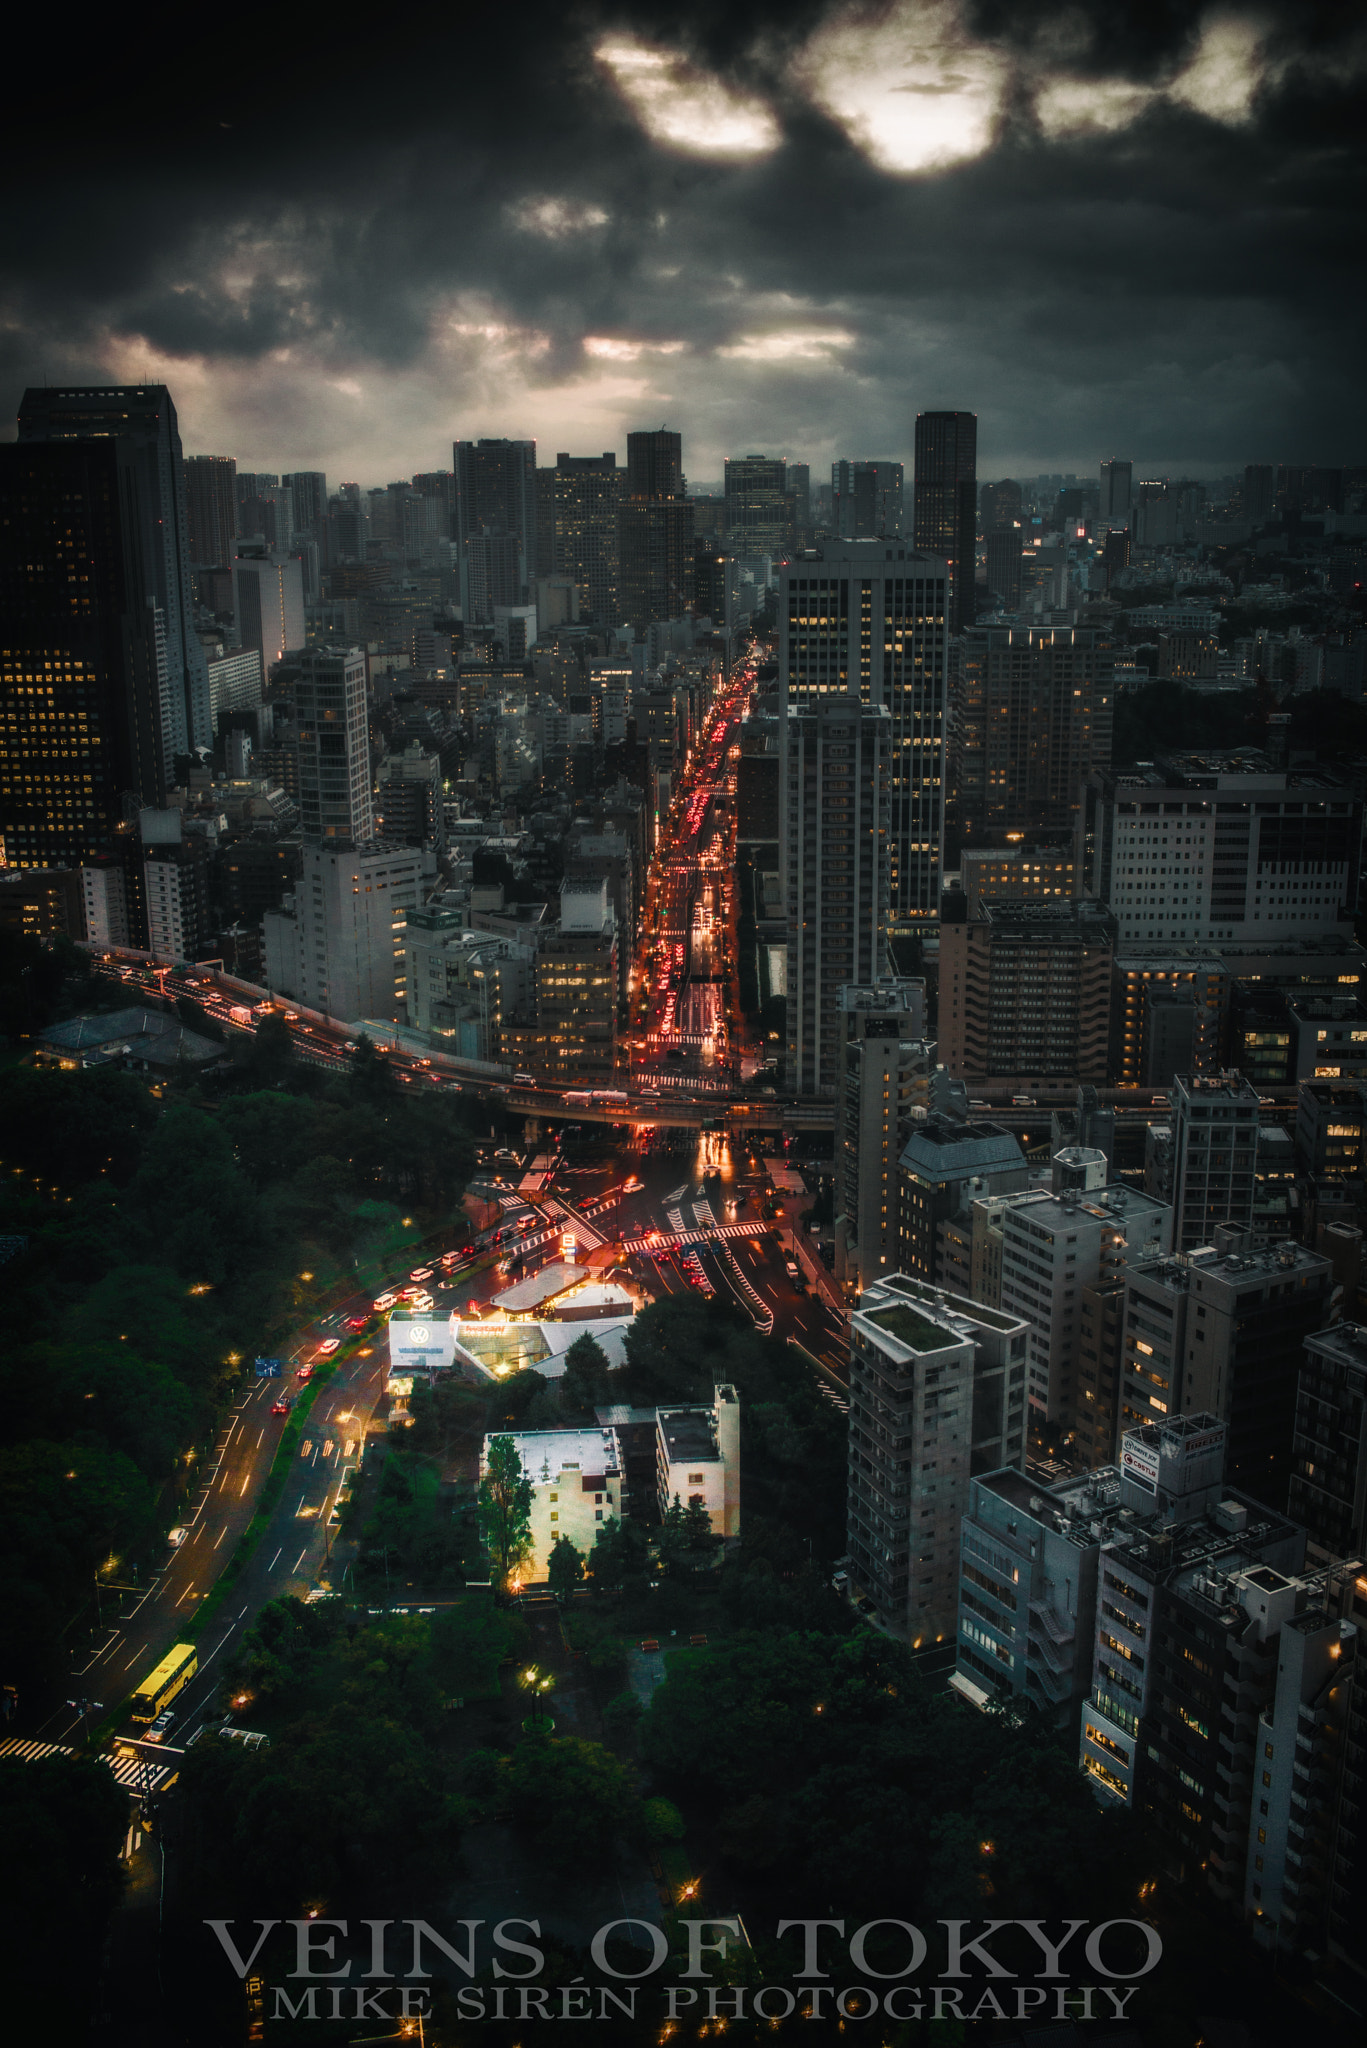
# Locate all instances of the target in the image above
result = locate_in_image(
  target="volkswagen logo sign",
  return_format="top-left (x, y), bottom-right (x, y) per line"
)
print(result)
top-left (409, 1324), bottom-right (431, 1345)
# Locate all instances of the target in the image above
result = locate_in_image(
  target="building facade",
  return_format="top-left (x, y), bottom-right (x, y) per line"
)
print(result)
top-left (262, 839), bottom-right (423, 1023)
top-left (913, 410), bottom-right (977, 635)
top-left (834, 980), bottom-right (930, 1296)
top-left (939, 899), bottom-right (1116, 1084)
top-left (780, 540), bottom-right (949, 934)
top-left (847, 1274), bottom-right (1029, 1644)
top-left (951, 626), bottom-right (1115, 847)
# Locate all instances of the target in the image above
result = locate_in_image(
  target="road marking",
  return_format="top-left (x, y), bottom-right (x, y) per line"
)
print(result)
top-left (239, 1472), bottom-right (251, 1496)
top-left (268, 1548), bottom-right (282, 1569)
top-left (213, 1526), bottom-right (227, 1549)
top-left (175, 1585), bottom-right (195, 1607)
top-left (120, 1646), bottom-right (143, 1670)
top-left (292, 1548), bottom-right (308, 1572)
top-left (256, 1429), bottom-right (264, 1449)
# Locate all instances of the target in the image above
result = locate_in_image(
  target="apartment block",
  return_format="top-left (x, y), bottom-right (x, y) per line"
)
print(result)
top-left (1169, 1069), bottom-right (1261, 1249)
top-left (1119, 1234), bottom-right (1333, 1510)
top-left (483, 1425), bottom-right (624, 1583)
top-left (834, 980), bottom-right (930, 1296)
top-left (957, 841), bottom-right (1077, 915)
top-left (1109, 952), bottom-right (1229, 1085)
top-left (998, 1151), bottom-right (1170, 1427)
top-left (846, 1274), bottom-right (1030, 1644)
top-left (950, 626), bottom-right (1116, 847)
top-left (897, 1113), bottom-right (1028, 1282)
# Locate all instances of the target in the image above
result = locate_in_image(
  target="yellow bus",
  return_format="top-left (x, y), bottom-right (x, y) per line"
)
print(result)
top-left (129, 1643), bottom-right (197, 1722)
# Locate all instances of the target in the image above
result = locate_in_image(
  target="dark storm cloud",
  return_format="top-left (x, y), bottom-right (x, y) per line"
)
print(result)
top-left (2, 1), bottom-right (1363, 476)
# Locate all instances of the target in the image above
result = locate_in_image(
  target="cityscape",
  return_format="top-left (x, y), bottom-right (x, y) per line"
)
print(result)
top-left (1, 5), bottom-right (1366, 2047)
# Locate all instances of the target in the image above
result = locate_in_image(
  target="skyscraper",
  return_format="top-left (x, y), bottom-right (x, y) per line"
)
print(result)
top-left (912, 411), bottom-right (977, 635)
top-left (452, 438), bottom-right (537, 601)
top-left (1099, 458), bottom-right (1132, 523)
top-left (1169, 1071), bottom-right (1261, 1251)
top-left (724, 454), bottom-right (793, 555)
top-left (784, 694), bottom-right (891, 1096)
top-left (233, 541), bottom-right (306, 678)
top-left (780, 539), bottom-right (949, 933)
top-left (183, 455), bottom-right (238, 568)
top-left (18, 384), bottom-right (211, 757)
top-left (548, 453), bottom-right (621, 624)
top-left (0, 439), bottom-right (164, 869)
top-left (273, 646), bottom-right (373, 843)
top-left (619, 430), bottom-right (692, 634)
top-left (949, 625), bottom-right (1116, 845)
top-left (283, 471), bottom-right (329, 542)
top-left (625, 428), bottom-right (683, 502)
top-left (832, 460), bottom-right (904, 538)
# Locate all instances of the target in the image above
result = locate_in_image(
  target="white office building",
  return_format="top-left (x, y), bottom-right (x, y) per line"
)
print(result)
top-left (263, 839), bottom-right (423, 1023)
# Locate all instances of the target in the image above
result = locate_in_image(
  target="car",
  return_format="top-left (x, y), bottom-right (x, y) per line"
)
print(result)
top-left (296, 1364), bottom-right (314, 1382)
top-left (409, 1266), bottom-right (433, 1281)
top-left (784, 1256), bottom-right (800, 1279)
top-left (344, 1314), bottom-right (368, 1331)
top-left (411, 1292), bottom-right (435, 1312)
top-left (317, 1338), bottom-right (341, 1356)
top-left (166, 1526), bottom-right (189, 1548)
top-left (373, 1292), bottom-right (398, 1311)
top-left (397, 1284), bottom-right (419, 1299)
top-left (271, 1397), bottom-right (292, 1416)
top-left (145, 1709), bottom-right (178, 1744)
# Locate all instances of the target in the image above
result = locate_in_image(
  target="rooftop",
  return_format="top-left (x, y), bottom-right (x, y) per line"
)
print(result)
top-left (492, 1262), bottom-right (588, 1312)
top-left (659, 1408), bottom-right (721, 1465)
top-left (861, 1302), bottom-right (964, 1355)
top-left (881, 1273), bottom-right (1021, 1331)
top-left (489, 1426), bottom-right (620, 1485)
top-left (899, 1117), bottom-right (1025, 1180)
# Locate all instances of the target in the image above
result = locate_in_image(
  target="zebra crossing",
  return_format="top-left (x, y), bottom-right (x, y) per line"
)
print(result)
top-left (623, 1220), bottom-right (767, 1253)
top-left (0, 1736), bottom-right (172, 1793)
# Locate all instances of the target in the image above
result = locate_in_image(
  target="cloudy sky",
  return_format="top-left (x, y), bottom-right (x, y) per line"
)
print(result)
top-left (3, 1), bottom-right (1363, 487)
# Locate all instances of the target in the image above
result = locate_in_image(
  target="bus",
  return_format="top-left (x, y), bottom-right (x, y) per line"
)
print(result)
top-left (130, 1643), bottom-right (198, 1722)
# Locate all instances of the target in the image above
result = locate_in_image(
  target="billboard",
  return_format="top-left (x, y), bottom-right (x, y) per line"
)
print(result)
top-left (387, 1312), bottom-right (456, 1377)
top-left (1121, 1437), bottom-right (1160, 1491)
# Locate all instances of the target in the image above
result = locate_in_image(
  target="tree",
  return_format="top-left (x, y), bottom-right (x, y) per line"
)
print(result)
top-left (655, 1493), bottom-right (691, 1578)
top-left (589, 1513), bottom-right (648, 1596)
top-left (499, 1735), bottom-right (640, 1870)
top-left (477, 1435), bottom-right (533, 1587)
top-left (560, 1332), bottom-right (611, 1413)
top-left (546, 1533), bottom-right (584, 1604)
top-left (347, 1033), bottom-right (397, 1105)
top-left (683, 1494), bottom-right (720, 1565)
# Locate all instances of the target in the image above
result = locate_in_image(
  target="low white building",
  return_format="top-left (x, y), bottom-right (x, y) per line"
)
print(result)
top-left (483, 1424), bottom-right (625, 1582)
top-left (263, 839), bottom-right (423, 1024)
top-left (656, 1384), bottom-right (741, 1538)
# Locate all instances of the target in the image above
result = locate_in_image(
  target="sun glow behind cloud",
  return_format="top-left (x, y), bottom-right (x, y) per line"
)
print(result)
top-left (792, 1), bottom-right (1007, 175)
top-left (595, 36), bottom-right (780, 158)
top-left (1037, 12), bottom-right (1272, 138)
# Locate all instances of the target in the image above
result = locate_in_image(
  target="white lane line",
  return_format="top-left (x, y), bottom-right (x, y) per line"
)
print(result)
top-left (268, 1548), bottom-right (282, 1569)
top-left (175, 1585), bottom-right (195, 1607)
top-left (292, 1548), bottom-right (308, 1572)
top-left (213, 1526), bottom-right (227, 1549)
top-left (239, 1473), bottom-right (250, 1497)
top-left (256, 1429), bottom-right (263, 1448)
top-left (119, 1646), bottom-right (143, 1671)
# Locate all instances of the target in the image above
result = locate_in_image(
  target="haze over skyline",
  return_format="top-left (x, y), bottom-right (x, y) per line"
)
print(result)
top-left (3, 0), bottom-right (1364, 480)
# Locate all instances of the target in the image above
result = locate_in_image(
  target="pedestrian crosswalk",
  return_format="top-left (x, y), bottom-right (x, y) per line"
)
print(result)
top-left (623, 1220), bottom-right (767, 1253)
top-left (0, 1736), bottom-right (172, 1793)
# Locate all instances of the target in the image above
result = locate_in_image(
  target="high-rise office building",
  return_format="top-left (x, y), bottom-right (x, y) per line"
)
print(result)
top-left (979, 479), bottom-right (1022, 530)
top-left (784, 695), bottom-right (891, 1096)
top-left (452, 438), bottom-right (537, 600)
top-left (724, 454), bottom-right (793, 555)
top-left (1079, 757), bottom-right (1361, 951)
top-left (780, 539), bottom-right (949, 932)
top-left (0, 439), bottom-right (167, 871)
top-left (895, 1112), bottom-right (1028, 1284)
top-left (939, 898), bottom-right (1115, 1085)
top-left (982, 524), bottom-right (1022, 609)
top-left (272, 646), bottom-right (372, 843)
top-left (283, 471), bottom-right (328, 542)
top-left (545, 453), bottom-right (620, 624)
top-left (787, 463), bottom-right (811, 543)
top-left (950, 626), bottom-right (1115, 846)
top-left (625, 428), bottom-right (683, 502)
top-left (17, 384), bottom-right (211, 758)
top-left (847, 1273), bottom-right (1030, 1643)
top-left (463, 531), bottom-right (522, 622)
top-left (618, 501), bottom-right (695, 635)
top-left (832, 460), bottom-right (904, 538)
top-left (183, 455), bottom-right (238, 568)
top-left (834, 980), bottom-right (929, 1295)
top-left (238, 481), bottom-right (294, 552)
top-left (1099, 459), bottom-right (1133, 522)
top-left (233, 542), bottom-right (306, 677)
top-left (1289, 1322), bottom-right (1367, 1560)
top-left (263, 839), bottom-right (422, 1023)
top-left (912, 411), bottom-right (977, 635)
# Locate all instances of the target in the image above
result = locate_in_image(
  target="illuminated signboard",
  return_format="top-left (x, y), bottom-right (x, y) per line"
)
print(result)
top-left (387, 1312), bottom-right (456, 1374)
